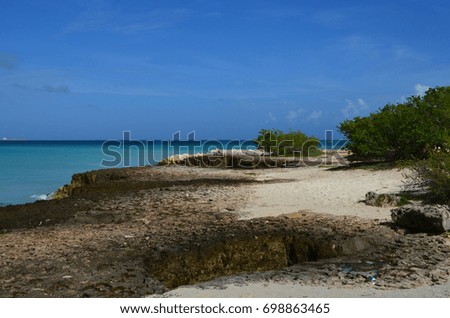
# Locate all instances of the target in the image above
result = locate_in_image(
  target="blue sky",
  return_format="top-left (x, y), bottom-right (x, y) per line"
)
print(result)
top-left (1, 0), bottom-right (449, 140)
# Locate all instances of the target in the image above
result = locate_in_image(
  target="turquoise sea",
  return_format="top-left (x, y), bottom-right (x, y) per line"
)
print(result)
top-left (0, 139), bottom-right (346, 206)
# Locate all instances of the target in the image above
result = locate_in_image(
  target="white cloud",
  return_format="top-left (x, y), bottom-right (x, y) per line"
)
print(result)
top-left (357, 98), bottom-right (368, 109)
top-left (307, 110), bottom-right (322, 120)
top-left (268, 112), bottom-right (277, 122)
top-left (414, 83), bottom-right (430, 97)
top-left (286, 109), bottom-right (303, 121)
top-left (341, 98), bottom-right (369, 118)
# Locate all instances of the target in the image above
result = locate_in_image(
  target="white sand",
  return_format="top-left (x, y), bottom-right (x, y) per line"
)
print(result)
top-left (159, 281), bottom-right (450, 298)
top-left (240, 167), bottom-right (406, 220)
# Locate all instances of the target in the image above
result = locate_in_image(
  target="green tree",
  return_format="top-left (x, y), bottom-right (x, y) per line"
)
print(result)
top-left (255, 129), bottom-right (320, 157)
top-left (339, 86), bottom-right (450, 162)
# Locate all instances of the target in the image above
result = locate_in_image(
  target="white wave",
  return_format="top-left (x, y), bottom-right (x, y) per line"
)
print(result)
top-left (31, 194), bottom-right (51, 201)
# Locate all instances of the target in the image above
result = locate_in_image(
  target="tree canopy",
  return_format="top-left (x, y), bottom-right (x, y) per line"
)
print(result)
top-left (255, 129), bottom-right (320, 157)
top-left (338, 86), bottom-right (450, 162)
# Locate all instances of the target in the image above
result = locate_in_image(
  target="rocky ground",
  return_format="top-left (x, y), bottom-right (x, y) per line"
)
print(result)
top-left (0, 165), bottom-right (449, 297)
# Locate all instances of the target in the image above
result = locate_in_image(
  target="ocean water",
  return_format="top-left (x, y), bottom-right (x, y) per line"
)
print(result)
top-left (0, 141), bottom-right (104, 205)
top-left (0, 140), bottom-right (254, 205)
top-left (0, 139), bottom-right (346, 206)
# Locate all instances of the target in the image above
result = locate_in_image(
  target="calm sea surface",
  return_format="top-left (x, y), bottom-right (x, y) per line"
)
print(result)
top-left (0, 139), bottom-right (346, 205)
top-left (0, 140), bottom-right (251, 205)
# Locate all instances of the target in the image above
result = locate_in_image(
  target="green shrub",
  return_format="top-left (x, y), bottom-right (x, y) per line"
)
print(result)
top-left (255, 129), bottom-right (321, 157)
top-left (338, 86), bottom-right (450, 162)
top-left (404, 151), bottom-right (450, 205)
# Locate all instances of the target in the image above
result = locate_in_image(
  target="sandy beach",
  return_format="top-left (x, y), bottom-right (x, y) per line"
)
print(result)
top-left (155, 165), bottom-right (450, 298)
top-left (240, 166), bottom-right (405, 220)
top-left (160, 280), bottom-right (450, 298)
top-left (0, 164), bottom-right (449, 298)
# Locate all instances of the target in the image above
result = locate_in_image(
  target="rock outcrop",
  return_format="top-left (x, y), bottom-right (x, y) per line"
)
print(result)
top-left (52, 171), bottom-right (99, 199)
top-left (146, 216), bottom-right (379, 288)
top-left (158, 150), bottom-right (293, 168)
top-left (391, 204), bottom-right (450, 233)
top-left (157, 149), bottom-right (353, 168)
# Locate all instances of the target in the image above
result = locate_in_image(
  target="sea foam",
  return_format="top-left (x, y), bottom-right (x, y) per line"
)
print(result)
top-left (31, 194), bottom-right (51, 201)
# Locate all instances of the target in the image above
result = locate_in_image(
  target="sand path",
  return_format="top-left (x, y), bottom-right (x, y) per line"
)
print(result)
top-left (240, 167), bottom-right (405, 220)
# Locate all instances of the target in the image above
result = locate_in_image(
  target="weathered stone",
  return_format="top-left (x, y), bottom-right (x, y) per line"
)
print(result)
top-left (52, 171), bottom-right (99, 199)
top-left (365, 191), bottom-right (400, 207)
top-left (158, 152), bottom-right (291, 169)
top-left (391, 204), bottom-right (450, 233)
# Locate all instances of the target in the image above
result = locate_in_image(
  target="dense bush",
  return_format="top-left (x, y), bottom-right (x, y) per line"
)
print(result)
top-left (338, 86), bottom-right (450, 162)
top-left (255, 129), bottom-right (321, 157)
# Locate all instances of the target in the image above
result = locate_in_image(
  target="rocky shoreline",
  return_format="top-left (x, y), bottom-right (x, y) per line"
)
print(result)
top-left (0, 165), bottom-right (449, 297)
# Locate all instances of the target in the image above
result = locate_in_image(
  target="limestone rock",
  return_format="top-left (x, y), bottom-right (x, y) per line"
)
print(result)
top-left (391, 204), bottom-right (450, 233)
top-left (52, 171), bottom-right (98, 199)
